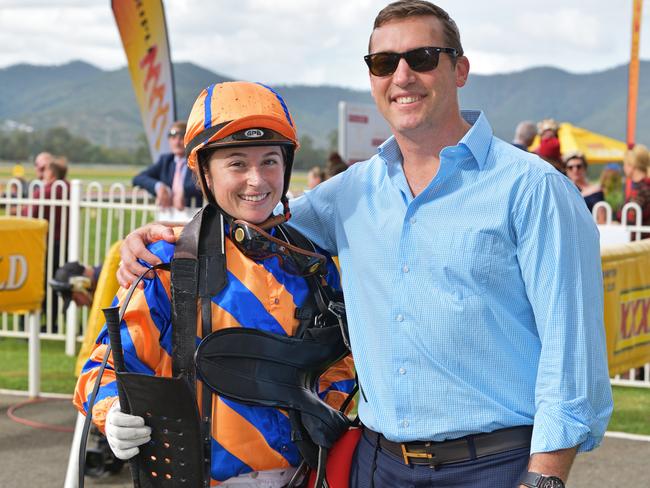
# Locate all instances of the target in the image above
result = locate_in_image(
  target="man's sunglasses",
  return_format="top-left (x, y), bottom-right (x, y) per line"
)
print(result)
top-left (364, 46), bottom-right (458, 77)
top-left (230, 220), bottom-right (326, 277)
top-left (168, 128), bottom-right (185, 138)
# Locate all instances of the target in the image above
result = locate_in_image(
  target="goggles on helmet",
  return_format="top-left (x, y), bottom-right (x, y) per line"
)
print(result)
top-left (230, 220), bottom-right (326, 277)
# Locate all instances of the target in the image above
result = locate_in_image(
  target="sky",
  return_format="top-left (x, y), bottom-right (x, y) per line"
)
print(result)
top-left (1, 0), bottom-right (649, 90)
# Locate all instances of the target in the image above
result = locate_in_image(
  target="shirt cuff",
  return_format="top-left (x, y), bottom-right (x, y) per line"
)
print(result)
top-left (531, 396), bottom-right (605, 453)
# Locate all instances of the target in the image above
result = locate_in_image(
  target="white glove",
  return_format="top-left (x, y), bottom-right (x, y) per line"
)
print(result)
top-left (105, 401), bottom-right (152, 460)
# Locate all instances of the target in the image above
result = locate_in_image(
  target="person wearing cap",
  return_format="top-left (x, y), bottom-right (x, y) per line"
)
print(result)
top-left (132, 120), bottom-right (204, 214)
top-left (117, 2), bottom-right (612, 487)
top-left (536, 119), bottom-right (564, 174)
top-left (74, 81), bottom-right (354, 487)
top-left (563, 151), bottom-right (604, 215)
top-left (537, 119), bottom-right (559, 141)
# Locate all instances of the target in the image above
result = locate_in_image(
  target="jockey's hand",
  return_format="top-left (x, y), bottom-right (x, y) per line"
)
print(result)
top-left (105, 402), bottom-right (151, 460)
top-left (117, 222), bottom-right (178, 289)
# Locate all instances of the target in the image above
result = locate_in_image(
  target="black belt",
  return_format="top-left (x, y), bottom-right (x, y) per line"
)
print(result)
top-left (365, 425), bottom-right (532, 468)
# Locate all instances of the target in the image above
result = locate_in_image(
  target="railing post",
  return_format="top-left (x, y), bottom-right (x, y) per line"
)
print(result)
top-left (28, 311), bottom-right (41, 398)
top-left (65, 180), bottom-right (82, 356)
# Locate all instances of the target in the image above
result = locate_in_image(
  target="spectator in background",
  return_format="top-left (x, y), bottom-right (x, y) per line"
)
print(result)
top-left (325, 151), bottom-right (348, 179)
top-left (600, 163), bottom-right (624, 215)
top-left (512, 120), bottom-right (536, 151)
top-left (22, 157), bottom-right (70, 240)
top-left (132, 121), bottom-right (203, 218)
top-left (564, 151), bottom-right (604, 215)
top-left (22, 156), bottom-right (70, 330)
top-left (33, 151), bottom-right (54, 181)
top-left (10, 163), bottom-right (28, 197)
top-left (536, 119), bottom-right (564, 174)
top-left (537, 118), bottom-right (559, 141)
top-left (49, 261), bottom-right (100, 311)
top-left (306, 166), bottom-right (325, 189)
top-left (618, 144), bottom-right (650, 237)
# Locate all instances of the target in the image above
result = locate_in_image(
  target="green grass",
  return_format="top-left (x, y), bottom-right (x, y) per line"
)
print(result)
top-left (0, 337), bottom-right (78, 393)
top-left (608, 386), bottom-right (650, 435)
top-left (0, 334), bottom-right (648, 437)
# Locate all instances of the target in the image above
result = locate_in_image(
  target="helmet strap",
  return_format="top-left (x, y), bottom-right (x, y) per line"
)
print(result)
top-left (257, 196), bottom-right (291, 231)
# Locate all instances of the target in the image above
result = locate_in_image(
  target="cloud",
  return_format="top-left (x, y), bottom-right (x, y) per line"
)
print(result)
top-left (0, 0), bottom-right (647, 89)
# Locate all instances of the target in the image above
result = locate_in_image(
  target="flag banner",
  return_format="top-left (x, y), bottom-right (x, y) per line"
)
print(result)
top-left (112, 0), bottom-right (176, 163)
top-left (626, 0), bottom-right (643, 148)
top-left (602, 239), bottom-right (650, 375)
top-left (0, 217), bottom-right (48, 313)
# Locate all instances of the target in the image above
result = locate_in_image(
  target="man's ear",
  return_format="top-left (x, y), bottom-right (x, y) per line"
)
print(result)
top-left (455, 56), bottom-right (470, 88)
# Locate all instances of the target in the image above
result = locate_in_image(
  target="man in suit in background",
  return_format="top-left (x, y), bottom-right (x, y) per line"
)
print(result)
top-left (133, 120), bottom-right (204, 217)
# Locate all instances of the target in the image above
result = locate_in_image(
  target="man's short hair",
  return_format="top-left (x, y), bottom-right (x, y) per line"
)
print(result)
top-left (370, 1), bottom-right (463, 58)
top-left (514, 121), bottom-right (537, 146)
top-left (170, 120), bottom-right (187, 134)
top-left (308, 166), bottom-right (326, 181)
top-left (625, 144), bottom-right (650, 172)
top-left (35, 151), bottom-right (54, 168)
top-left (48, 158), bottom-right (68, 180)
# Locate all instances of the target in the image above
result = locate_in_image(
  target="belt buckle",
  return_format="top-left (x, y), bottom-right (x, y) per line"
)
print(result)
top-left (400, 442), bottom-right (438, 468)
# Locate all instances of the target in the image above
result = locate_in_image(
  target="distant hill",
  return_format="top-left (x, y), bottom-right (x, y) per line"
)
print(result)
top-left (0, 60), bottom-right (648, 150)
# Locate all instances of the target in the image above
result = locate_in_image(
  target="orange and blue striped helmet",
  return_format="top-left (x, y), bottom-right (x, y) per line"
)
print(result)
top-left (184, 81), bottom-right (298, 200)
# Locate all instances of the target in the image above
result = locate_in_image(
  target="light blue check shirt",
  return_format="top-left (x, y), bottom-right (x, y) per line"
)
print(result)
top-left (286, 111), bottom-right (613, 454)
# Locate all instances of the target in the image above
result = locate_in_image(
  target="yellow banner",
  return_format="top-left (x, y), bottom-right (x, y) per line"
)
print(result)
top-left (0, 217), bottom-right (48, 313)
top-left (112, 0), bottom-right (176, 163)
top-left (602, 239), bottom-right (650, 375)
top-left (627, 0), bottom-right (643, 148)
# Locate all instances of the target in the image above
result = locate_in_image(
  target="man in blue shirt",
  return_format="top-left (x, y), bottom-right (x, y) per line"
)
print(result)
top-left (118, 2), bottom-right (612, 487)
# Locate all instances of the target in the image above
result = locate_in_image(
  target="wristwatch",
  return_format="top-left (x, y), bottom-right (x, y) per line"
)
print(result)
top-left (519, 472), bottom-right (566, 488)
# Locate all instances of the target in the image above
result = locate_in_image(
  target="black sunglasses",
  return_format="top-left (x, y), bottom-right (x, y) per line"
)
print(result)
top-left (364, 46), bottom-right (458, 77)
top-left (168, 128), bottom-right (185, 138)
top-left (230, 220), bottom-right (326, 277)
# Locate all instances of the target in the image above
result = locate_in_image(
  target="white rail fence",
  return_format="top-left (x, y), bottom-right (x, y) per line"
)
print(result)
top-left (1, 179), bottom-right (162, 356)
top-left (0, 179), bottom-right (649, 393)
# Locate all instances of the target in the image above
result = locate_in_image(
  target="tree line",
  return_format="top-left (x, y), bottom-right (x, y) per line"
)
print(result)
top-left (0, 126), bottom-right (337, 170)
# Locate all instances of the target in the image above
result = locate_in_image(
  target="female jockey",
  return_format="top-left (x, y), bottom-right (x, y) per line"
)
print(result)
top-left (74, 81), bottom-right (354, 488)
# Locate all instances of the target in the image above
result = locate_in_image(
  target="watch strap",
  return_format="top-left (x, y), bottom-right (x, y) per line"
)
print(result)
top-left (520, 472), bottom-right (544, 487)
top-left (519, 472), bottom-right (565, 488)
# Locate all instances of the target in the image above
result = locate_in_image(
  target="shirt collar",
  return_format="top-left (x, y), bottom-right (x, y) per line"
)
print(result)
top-left (377, 110), bottom-right (493, 170)
top-left (458, 110), bottom-right (492, 170)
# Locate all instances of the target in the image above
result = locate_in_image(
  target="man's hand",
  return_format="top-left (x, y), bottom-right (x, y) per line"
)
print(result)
top-left (155, 184), bottom-right (173, 208)
top-left (117, 223), bottom-right (178, 289)
top-left (105, 402), bottom-right (151, 460)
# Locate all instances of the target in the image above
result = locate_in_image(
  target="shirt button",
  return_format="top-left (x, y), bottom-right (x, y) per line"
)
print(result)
top-left (402, 265), bottom-right (409, 273)
top-left (399, 367), bottom-right (406, 375)
top-left (396, 314), bottom-right (404, 322)
top-left (410, 217), bottom-right (417, 225)
top-left (401, 420), bottom-right (409, 428)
